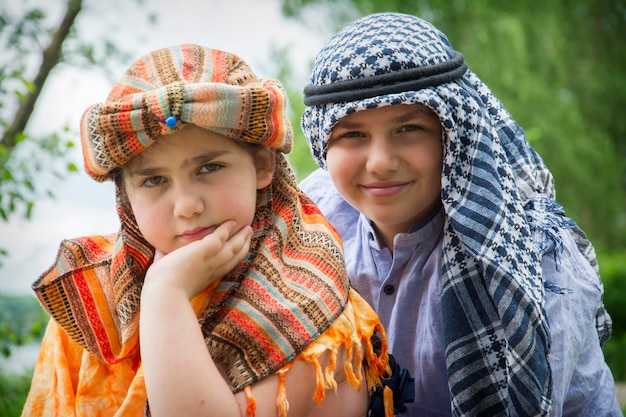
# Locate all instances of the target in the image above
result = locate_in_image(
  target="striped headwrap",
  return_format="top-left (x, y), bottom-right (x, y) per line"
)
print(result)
top-left (302, 13), bottom-right (611, 416)
top-left (81, 44), bottom-right (291, 182)
top-left (33, 45), bottom-right (390, 407)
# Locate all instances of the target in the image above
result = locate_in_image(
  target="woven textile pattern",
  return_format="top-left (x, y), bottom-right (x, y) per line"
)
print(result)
top-left (32, 45), bottom-right (369, 397)
top-left (301, 12), bottom-right (611, 416)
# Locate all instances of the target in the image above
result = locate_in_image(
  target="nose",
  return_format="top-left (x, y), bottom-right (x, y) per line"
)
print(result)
top-left (172, 183), bottom-right (204, 219)
top-left (365, 136), bottom-right (398, 174)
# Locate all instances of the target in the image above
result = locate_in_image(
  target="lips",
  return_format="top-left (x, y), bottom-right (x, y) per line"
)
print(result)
top-left (361, 181), bottom-right (410, 197)
top-left (178, 226), bottom-right (215, 242)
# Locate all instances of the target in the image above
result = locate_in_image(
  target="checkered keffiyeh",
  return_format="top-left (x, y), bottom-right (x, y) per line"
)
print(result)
top-left (302, 12), bottom-right (611, 416)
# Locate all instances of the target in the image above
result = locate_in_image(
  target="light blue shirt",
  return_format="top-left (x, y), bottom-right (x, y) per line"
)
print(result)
top-left (301, 168), bottom-right (622, 417)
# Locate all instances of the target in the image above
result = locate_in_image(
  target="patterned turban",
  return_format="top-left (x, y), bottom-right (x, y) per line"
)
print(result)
top-left (302, 12), bottom-right (612, 417)
top-left (81, 44), bottom-right (292, 181)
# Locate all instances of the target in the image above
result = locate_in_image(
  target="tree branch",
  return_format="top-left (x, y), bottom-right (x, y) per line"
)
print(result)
top-left (1, 0), bottom-right (83, 150)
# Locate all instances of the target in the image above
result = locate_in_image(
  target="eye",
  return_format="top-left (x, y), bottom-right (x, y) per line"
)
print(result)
top-left (342, 130), bottom-right (365, 137)
top-left (140, 176), bottom-right (166, 187)
top-left (199, 163), bottom-right (223, 174)
top-left (399, 124), bottom-right (421, 133)
top-left (330, 130), bottom-right (365, 143)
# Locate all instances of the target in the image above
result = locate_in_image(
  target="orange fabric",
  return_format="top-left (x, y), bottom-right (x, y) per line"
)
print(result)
top-left (22, 284), bottom-right (217, 417)
top-left (244, 386), bottom-right (257, 417)
top-left (268, 289), bottom-right (390, 417)
top-left (22, 290), bottom-right (389, 417)
top-left (384, 386), bottom-right (394, 417)
top-left (21, 319), bottom-right (146, 417)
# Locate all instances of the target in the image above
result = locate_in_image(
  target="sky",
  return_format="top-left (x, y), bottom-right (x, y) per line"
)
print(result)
top-left (0, 0), bottom-right (329, 296)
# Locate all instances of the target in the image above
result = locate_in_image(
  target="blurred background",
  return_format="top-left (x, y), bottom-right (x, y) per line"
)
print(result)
top-left (1, 0), bottom-right (624, 413)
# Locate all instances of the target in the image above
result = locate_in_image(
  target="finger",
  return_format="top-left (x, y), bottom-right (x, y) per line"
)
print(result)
top-left (201, 220), bottom-right (249, 251)
top-left (226, 225), bottom-right (252, 250)
top-left (207, 225), bottom-right (253, 276)
top-left (230, 225), bottom-right (253, 258)
top-left (210, 220), bottom-right (239, 242)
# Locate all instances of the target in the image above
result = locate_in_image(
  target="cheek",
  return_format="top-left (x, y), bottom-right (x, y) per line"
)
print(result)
top-left (422, 149), bottom-right (444, 195)
top-left (134, 205), bottom-right (154, 234)
top-left (215, 181), bottom-right (258, 225)
top-left (428, 153), bottom-right (444, 179)
top-left (127, 195), bottom-right (163, 244)
top-left (420, 142), bottom-right (443, 176)
top-left (326, 146), bottom-right (354, 182)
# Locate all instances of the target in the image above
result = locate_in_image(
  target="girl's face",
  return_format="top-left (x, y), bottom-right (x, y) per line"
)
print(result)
top-left (123, 124), bottom-right (274, 255)
top-left (326, 104), bottom-right (443, 248)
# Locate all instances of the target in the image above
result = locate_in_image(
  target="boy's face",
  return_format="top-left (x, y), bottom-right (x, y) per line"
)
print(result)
top-left (123, 125), bottom-right (273, 255)
top-left (326, 104), bottom-right (443, 246)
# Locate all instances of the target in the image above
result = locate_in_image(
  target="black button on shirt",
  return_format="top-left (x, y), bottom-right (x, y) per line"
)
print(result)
top-left (383, 284), bottom-right (395, 295)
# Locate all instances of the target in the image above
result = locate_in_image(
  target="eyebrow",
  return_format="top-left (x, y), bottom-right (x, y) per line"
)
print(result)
top-left (126, 150), bottom-right (231, 177)
top-left (335, 107), bottom-right (429, 129)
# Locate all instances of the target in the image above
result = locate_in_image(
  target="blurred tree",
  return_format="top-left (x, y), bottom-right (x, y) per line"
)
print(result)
top-left (279, 0), bottom-right (626, 250)
top-left (1, 0), bottom-right (79, 229)
top-left (0, 0), bottom-right (154, 238)
top-left (0, 295), bottom-right (48, 358)
top-left (0, 0), bottom-right (154, 357)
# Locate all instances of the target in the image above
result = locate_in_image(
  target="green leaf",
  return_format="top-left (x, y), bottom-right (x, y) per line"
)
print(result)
top-left (23, 179), bottom-right (34, 192)
top-left (25, 201), bottom-right (34, 219)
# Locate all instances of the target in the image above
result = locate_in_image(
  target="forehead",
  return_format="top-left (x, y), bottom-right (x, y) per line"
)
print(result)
top-left (123, 125), bottom-right (252, 170)
top-left (335, 104), bottom-right (439, 126)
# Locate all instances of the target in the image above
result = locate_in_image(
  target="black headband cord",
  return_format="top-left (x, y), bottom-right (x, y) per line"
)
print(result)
top-left (303, 51), bottom-right (467, 106)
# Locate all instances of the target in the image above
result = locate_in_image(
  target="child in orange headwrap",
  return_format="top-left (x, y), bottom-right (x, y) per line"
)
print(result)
top-left (22, 44), bottom-right (401, 417)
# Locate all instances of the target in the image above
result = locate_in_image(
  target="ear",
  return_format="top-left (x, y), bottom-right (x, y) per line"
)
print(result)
top-left (256, 148), bottom-right (276, 189)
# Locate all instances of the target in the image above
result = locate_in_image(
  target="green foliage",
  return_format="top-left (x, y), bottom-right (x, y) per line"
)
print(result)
top-left (0, 0), bottom-right (131, 227)
top-left (0, 366), bottom-right (33, 417)
top-left (0, 0), bottom-right (157, 264)
top-left (599, 251), bottom-right (626, 381)
top-left (0, 130), bottom-right (75, 223)
top-left (433, 1), bottom-right (626, 250)
top-left (0, 3), bottom-right (71, 224)
top-left (0, 294), bottom-right (48, 358)
top-left (0, 294), bottom-right (44, 416)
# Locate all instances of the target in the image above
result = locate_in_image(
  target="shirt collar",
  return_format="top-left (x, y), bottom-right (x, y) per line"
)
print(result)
top-left (360, 203), bottom-right (445, 251)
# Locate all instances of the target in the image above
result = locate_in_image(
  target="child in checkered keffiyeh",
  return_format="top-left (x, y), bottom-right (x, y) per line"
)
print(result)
top-left (300, 12), bottom-right (621, 416)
